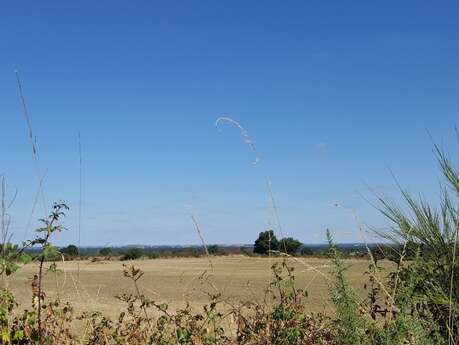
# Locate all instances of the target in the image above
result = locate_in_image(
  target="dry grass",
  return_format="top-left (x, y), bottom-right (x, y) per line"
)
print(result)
top-left (6, 256), bottom-right (392, 319)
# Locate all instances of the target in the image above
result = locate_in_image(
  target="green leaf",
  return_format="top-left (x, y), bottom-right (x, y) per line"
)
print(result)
top-left (1, 329), bottom-right (11, 344)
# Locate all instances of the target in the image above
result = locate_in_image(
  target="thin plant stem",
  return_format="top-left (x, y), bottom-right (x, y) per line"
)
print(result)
top-left (77, 132), bottom-right (82, 280)
top-left (15, 71), bottom-right (47, 216)
top-left (448, 223), bottom-right (458, 345)
top-left (191, 215), bottom-right (213, 272)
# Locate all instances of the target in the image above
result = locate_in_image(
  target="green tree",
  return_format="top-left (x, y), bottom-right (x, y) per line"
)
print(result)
top-left (207, 245), bottom-right (219, 255)
top-left (279, 237), bottom-right (302, 255)
top-left (254, 230), bottom-right (279, 255)
top-left (122, 247), bottom-right (143, 261)
top-left (61, 244), bottom-right (79, 257)
top-left (98, 247), bottom-right (113, 257)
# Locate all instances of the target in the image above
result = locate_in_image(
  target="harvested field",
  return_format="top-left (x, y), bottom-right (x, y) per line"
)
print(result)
top-left (6, 256), bottom-right (392, 318)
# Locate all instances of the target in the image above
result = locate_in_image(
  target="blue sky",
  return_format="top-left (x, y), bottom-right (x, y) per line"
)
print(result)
top-left (1, 1), bottom-right (458, 246)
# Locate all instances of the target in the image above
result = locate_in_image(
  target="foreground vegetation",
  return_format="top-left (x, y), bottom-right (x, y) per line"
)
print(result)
top-left (1, 143), bottom-right (458, 344)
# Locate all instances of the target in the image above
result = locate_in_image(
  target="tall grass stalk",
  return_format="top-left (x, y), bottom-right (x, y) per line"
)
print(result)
top-left (388, 225), bottom-right (413, 321)
top-left (191, 214), bottom-right (214, 272)
top-left (77, 131), bottom-right (83, 280)
top-left (22, 172), bottom-right (46, 243)
top-left (1, 177), bottom-right (14, 252)
top-left (15, 71), bottom-right (47, 216)
top-left (1, 177), bottom-right (14, 286)
top-left (215, 117), bottom-right (288, 254)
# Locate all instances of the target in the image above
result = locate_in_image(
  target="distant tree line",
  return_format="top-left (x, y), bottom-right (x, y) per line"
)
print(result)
top-left (51, 231), bottom-right (385, 261)
top-left (51, 244), bottom-right (236, 261)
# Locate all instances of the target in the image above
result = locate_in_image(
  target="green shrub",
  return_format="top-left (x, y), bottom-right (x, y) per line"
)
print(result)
top-left (300, 246), bottom-right (314, 256)
top-left (98, 247), bottom-right (113, 257)
top-left (327, 229), bottom-right (366, 345)
top-left (121, 247), bottom-right (144, 261)
top-left (376, 145), bottom-right (459, 343)
top-left (207, 244), bottom-right (220, 255)
top-left (146, 251), bottom-right (159, 259)
top-left (61, 244), bottom-right (79, 258)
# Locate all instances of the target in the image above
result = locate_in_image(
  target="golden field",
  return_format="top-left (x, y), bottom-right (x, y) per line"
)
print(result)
top-left (5, 256), bottom-right (392, 318)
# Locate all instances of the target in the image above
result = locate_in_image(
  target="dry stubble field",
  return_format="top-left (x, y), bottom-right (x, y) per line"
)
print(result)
top-left (6, 256), bottom-right (392, 318)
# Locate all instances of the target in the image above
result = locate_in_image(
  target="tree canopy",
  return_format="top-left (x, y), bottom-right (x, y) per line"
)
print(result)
top-left (279, 237), bottom-right (302, 255)
top-left (253, 230), bottom-right (279, 254)
top-left (61, 244), bottom-right (79, 257)
top-left (99, 247), bottom-right (113, 256)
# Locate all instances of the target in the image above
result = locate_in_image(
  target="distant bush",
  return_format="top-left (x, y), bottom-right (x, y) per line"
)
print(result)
top-left (61, 244), bottom-right (79, 258)
top-left (189, 247), bottom-right (202, 257)
top-left (146, 251), bottom-right (159, 259)
top-left (98, 247), bottom-right (113, 257)
top-left (121, 247), bottom-right (144, 260)
top-left (207, 244), bottom-right (219, 255)
top-left (300, 246), bottom-right (314, 256)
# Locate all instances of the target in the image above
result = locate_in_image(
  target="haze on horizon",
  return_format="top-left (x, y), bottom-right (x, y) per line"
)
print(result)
top-left (1, 1), bottom-right (458, 247)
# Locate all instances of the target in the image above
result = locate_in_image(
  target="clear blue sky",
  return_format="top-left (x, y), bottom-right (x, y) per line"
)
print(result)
top-left (1, 1), bottom-right (458, 246)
